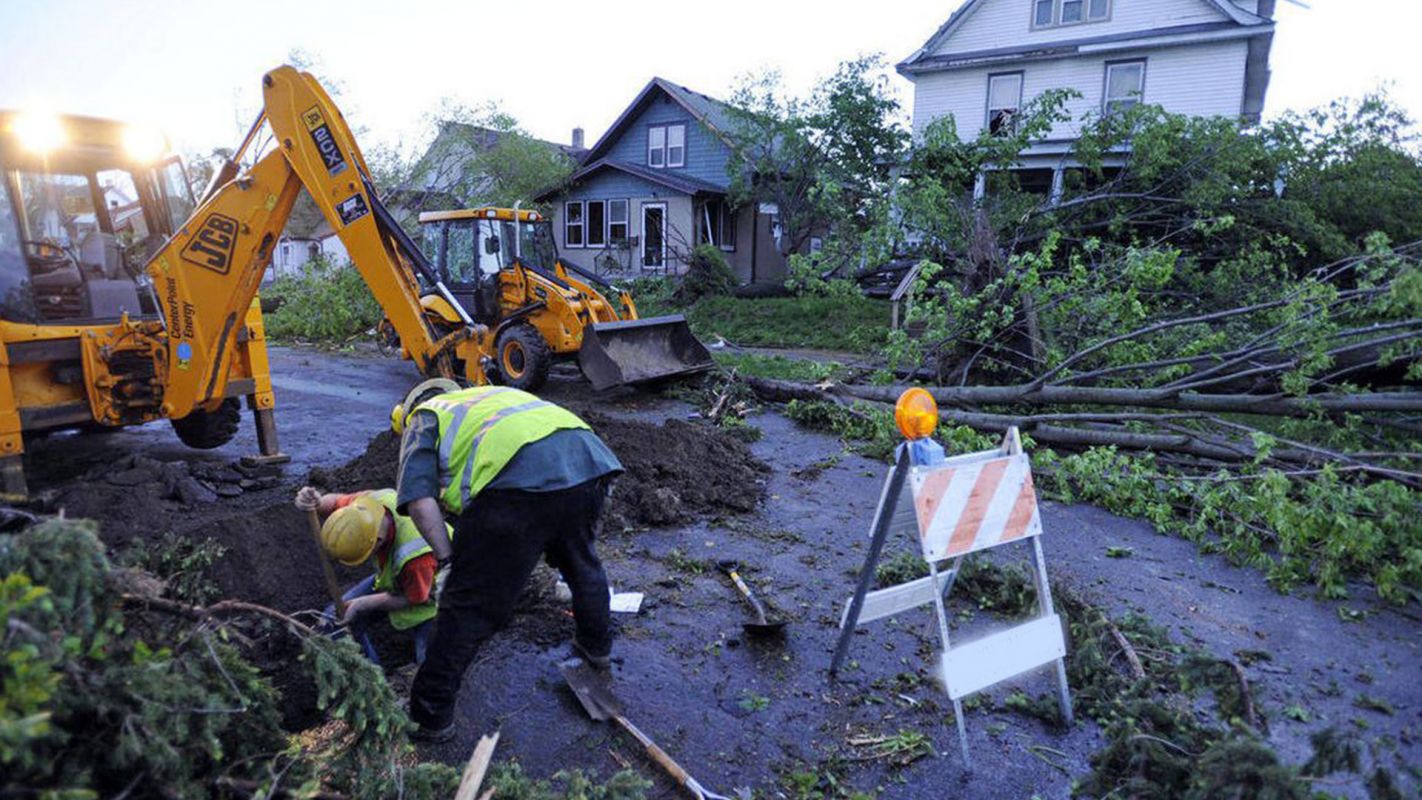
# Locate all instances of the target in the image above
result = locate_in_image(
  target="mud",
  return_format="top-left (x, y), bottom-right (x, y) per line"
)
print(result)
top-left (46, 396), bottom-right (768, 729)
top-left (307, 413), bottom-right (770, 530)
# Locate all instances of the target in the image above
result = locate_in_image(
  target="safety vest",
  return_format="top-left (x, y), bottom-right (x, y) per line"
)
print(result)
top-left (367, 489), bottom-right (450, 630)
top-left (415, 386), bottom-right (591, 516)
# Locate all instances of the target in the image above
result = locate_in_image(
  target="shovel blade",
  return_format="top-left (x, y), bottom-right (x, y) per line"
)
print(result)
top-left (558, 658), bottom-right (623, 722)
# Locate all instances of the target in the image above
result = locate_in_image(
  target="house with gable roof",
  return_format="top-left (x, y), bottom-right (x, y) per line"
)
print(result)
top-left (899, 0), bottom-right (1277, 194)
top-left (536, 78), bottom-right (791, 285)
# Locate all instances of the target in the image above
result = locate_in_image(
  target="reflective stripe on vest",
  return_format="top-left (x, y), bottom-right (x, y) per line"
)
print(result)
top-left (415, 386), bottom-right (590, 516)
top-left (366, 489), bottom-right (449, 630)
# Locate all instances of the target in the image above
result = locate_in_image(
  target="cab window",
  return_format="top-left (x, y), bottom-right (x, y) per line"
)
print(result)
top-left (444, 220), bottom-right (477, 284)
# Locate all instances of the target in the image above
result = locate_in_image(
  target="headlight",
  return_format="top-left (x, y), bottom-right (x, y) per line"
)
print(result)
top-left (12, 112), bottom-right (66, 154)
top-left (122, 124), bottom-right (168, 163)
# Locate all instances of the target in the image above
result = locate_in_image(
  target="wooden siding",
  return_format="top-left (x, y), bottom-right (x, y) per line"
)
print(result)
top-left (600, 93), bottom-right (732, 190)
top-left (911, 38), bottom-right (1250, 139)
top-left (935, 0), bottom-right (1233, 55)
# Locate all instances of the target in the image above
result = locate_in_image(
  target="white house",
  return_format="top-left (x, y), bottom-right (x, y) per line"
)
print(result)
top-left (899, 0), bottom-right (1276, 193)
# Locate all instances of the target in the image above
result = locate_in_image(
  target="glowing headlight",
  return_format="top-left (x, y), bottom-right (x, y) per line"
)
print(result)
top-left (122, 124), bottom-right (168, 163)
top-left (12, 112), bottom-right (66, 154)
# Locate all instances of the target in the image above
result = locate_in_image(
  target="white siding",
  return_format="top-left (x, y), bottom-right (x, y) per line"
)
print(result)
top-left (911, 39), bottom-right (1250, 139)
top-left (935, 0), bottom-right (1231, 55)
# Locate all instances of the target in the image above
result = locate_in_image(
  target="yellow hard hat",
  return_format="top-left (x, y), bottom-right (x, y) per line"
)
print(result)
top-left (392, 377), bottom-right (462, 434)
top-left (894, 388), bottom-right (939, 441)
top-left (320, 496), bottom-right (385, 566)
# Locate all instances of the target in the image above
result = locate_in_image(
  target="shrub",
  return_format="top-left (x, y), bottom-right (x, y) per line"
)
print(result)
top-left (263, 256), bottom-right (384, 343)
top-left (673, 245), bottom-right (737, 306)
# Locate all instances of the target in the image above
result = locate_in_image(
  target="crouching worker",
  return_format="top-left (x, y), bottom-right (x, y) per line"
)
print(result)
top-left (294, 486), bottom-right (452, 667)
top-left (391, 384), bottom-right (623, 743)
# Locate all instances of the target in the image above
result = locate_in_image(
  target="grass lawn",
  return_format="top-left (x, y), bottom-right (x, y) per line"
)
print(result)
top-left (640, 294), bottom-right (890, 353)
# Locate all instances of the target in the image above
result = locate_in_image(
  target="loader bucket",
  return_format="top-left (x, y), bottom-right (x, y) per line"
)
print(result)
top-left (577, 315), bottom-right (714, 391)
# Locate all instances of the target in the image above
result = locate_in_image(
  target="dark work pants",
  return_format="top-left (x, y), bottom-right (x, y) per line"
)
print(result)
top-left (409, 476), bottom-right (612, 729)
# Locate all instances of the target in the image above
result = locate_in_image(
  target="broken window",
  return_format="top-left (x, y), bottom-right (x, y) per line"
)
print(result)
top-left (699, 199), bottom-right (736, 250)
top-left (987, 73), bottom-right (1023, 136)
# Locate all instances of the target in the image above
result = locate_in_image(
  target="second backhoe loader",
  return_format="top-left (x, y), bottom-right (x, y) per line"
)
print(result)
top-left (0, 65), bottom-right (493, 497)
top-left (412, 207), bottom-right (712, 392)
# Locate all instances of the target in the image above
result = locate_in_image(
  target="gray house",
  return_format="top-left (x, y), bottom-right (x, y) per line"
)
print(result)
top-left (537, 78), bottom-right (790, 285)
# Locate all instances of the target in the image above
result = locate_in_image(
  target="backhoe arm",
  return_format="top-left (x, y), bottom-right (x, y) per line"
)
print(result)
top-left (147, 65), bottom-right (489, 419)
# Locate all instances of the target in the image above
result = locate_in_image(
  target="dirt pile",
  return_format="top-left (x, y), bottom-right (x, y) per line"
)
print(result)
top-left (305, 415), bottom-right (770, 528)
top-left (580, 412), bottom-right (769, 528)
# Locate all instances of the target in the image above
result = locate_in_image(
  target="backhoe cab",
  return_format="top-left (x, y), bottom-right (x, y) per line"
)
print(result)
top-left (0, 110), bottom-right (278, 497)
top-left (415, 208), bottom-right (712, 391)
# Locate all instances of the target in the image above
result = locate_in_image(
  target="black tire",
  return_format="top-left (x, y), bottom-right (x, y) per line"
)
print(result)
top-left (171, 398), bottom-right (241, 450)
top-left (495, 323), bottom-right (551, 391)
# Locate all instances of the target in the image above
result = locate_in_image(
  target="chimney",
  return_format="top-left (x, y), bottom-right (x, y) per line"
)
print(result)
top-left (572, 127), bottom-right (585, 150)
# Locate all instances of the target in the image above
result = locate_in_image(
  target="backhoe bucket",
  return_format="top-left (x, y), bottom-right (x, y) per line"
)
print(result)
top-left (577, 315), bottom-right (713, 391)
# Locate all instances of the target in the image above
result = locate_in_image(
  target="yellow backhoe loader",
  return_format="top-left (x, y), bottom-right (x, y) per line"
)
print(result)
top-left (411, 208), bottom-right (712, 392)
top-left (0, 65), bottom-right (493, 498)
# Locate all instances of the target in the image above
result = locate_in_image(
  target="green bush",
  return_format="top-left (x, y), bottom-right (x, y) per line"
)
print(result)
top-left (673, 245), bottom-right (737, 306)
top-left (263, 256), bottom-right (384, 343)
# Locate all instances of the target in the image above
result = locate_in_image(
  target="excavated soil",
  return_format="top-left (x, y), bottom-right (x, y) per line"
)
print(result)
top-left (50, 412), bottom-right (768, 728)
top-left (305, 413), bottom-right (770, 529)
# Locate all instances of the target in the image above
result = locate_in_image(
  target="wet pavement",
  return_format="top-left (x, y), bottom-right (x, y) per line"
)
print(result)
top-left (23, 346), bottom-right (1420, 798)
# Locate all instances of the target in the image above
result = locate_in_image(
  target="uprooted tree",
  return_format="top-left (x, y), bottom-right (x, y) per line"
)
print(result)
top-left (741, 86), bottom-right (1422, 605)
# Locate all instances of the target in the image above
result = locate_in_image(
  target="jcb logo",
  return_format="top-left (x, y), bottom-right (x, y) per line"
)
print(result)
top-left (301, 107), bottom-right (324, 131)
top-left (181, 213), bottom-right (239, 274)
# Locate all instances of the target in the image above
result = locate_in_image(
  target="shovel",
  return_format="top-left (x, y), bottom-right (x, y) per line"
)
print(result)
top-left (717, 561), bottom-right (787, 637)
top-left (559, 659), bottom-right (735, 800)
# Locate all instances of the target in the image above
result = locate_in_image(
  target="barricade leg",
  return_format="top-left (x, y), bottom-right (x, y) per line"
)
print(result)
top-left (1032, 536), bottom-right (1074, 725)
top-left (929, 560), bottom-right (972, 765)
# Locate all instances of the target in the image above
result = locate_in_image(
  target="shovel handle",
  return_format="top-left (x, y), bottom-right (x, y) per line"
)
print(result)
top-left (615, 715), bottom-right (694, 790)
top-left (306, 508), bottom-right (348, 619)
top-left (726, 570), bottom-right (770, 625)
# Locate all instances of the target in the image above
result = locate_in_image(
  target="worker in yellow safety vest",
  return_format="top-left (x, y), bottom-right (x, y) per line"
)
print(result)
top-left (390, 384), bottom-right (623, 743)
top-left (294, 486), bottom-right (453, 666)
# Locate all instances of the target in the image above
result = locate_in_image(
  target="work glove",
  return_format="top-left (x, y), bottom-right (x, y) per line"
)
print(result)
top-left (294, 486), bottom-right (321, 512)
top-left (432, 557), bottom-right (452, 606)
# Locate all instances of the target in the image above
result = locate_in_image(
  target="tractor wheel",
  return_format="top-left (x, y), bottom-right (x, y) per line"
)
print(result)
top-left (495, 323), bottom-right (551, 391)
top-left (171, 398), bottom-right (242, 450)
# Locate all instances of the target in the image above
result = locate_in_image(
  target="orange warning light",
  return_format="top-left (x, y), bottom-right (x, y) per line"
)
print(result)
top-left (894, 388), bottom-right (938, 441)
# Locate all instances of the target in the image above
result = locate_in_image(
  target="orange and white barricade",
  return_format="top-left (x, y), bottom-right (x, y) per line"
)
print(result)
top-left (830, 392), bottom-right (1072, 764)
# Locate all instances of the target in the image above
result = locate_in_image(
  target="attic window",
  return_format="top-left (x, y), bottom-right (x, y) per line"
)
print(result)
top-left (1032, 0), bottom-right (1109, 28)
top-left (648, 123), bottom-right (686, 169)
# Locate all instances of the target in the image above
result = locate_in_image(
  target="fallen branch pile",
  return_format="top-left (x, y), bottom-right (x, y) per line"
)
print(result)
top-left (744, 244), bottom-right (1422, 600)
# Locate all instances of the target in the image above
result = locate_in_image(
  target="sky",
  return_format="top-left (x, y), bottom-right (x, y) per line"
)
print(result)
top-left (0, 0), bottom-right (1417, 160)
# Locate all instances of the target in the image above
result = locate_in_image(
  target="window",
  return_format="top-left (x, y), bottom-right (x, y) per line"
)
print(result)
top-left (1104, 60), bottom-right (1146, 114)
top-left (445, 221), bottom-right (478, 283)
top-left (647, 123), bottom-right (687, 169)
top-left (987, 73), bottom-right (1023, 136)
top-left (608, 200), bottom-right (629, 244)
top-left (667, 125), bottom-right (686, 168)
top-left (648, 127), bottom-right (665, 168)
top-left (1032, 0), bottom-right (1108, 27)
top-left (698, 199), bottom-right (736, 250)
top-left (564, 201), bottom-right (584, 247)
top-left (586, 200), bottom-right (606, 247)
top-left (1033, 0), bottom-right (1053, 25)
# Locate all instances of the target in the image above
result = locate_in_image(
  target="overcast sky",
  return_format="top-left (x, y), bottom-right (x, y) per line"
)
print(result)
top-left (0, 0), bottom-right (1416, 159)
